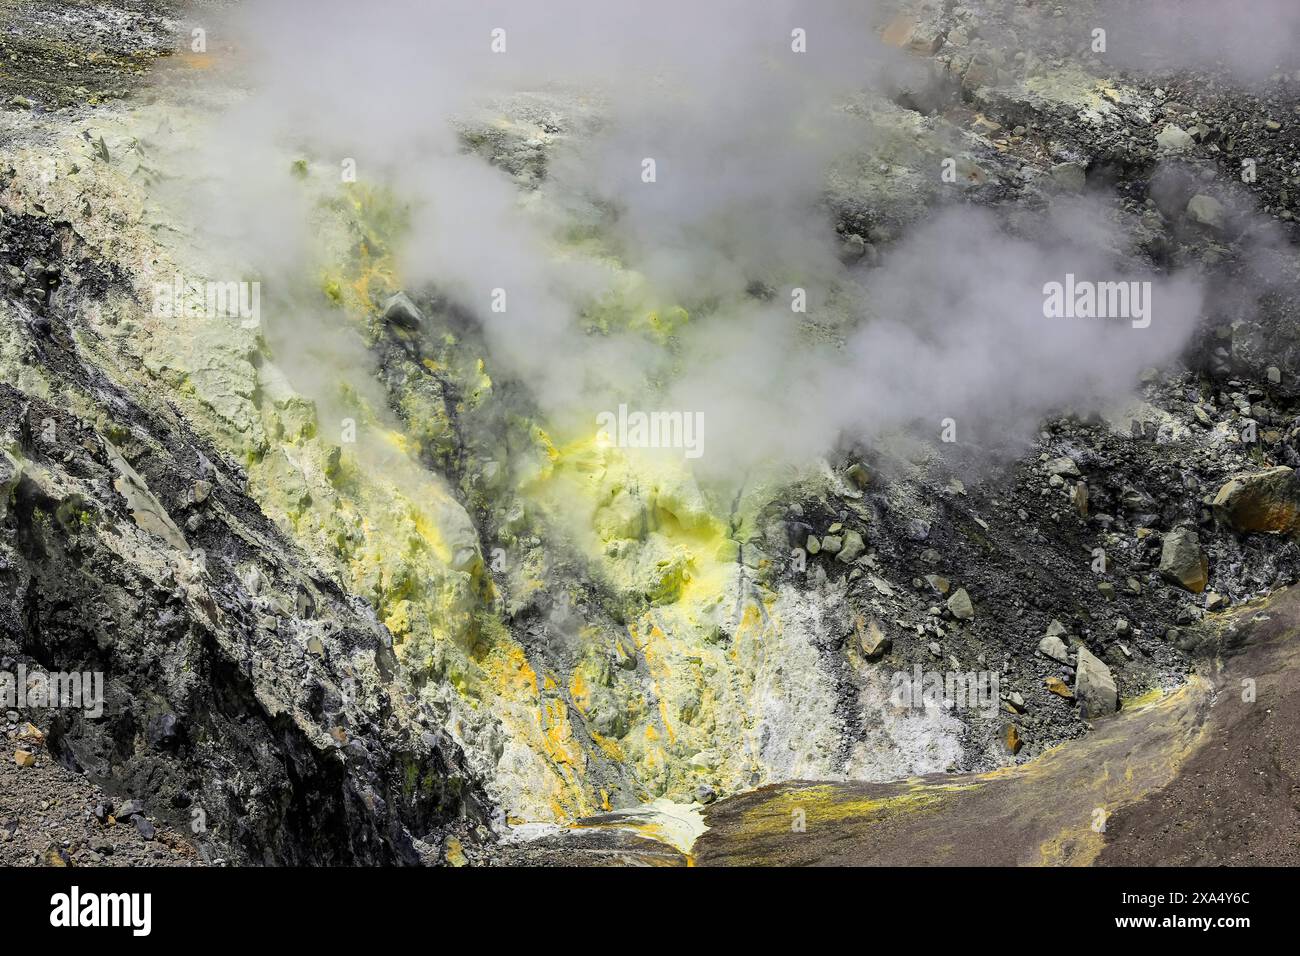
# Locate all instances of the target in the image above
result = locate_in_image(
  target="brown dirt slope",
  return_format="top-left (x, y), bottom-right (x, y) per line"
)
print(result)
top-left (694, 587), bottom-right (1300, 866)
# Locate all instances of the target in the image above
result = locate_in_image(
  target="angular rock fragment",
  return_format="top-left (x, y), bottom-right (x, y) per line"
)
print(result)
top-left (1186, 194), bottom-right (1226, 231)
top-left (1002, 723), bottom-right (1023, 755)
top-left (858, 618), bottom-right (891, 661)
top-left (1212, 466), bottom-right (1300, 535)
top-left (1074, 646), bottom-right (1118, 718)
top-left (1045, 457), bottom-right (1081, 478)
top-left (924, 573), bottom-right (950, 595)
top-left (1070, 482), bottom-right (1089, 518)
top-left (1045, 676), bottom-right (1073, 699)
top-left (946, 587), bottom-right (974, 620)
top-left (1037, 623), bottom-right (1071, 665)
top-left (1159, 528), bottom-right (1208, 593)
top-left (846, 462), bottom-right (871, 489)
top-left (1156, 124), bottom-right (1194, 151)
top-left (836, 529), bottom-right (865, 563)
top-left (380, 291), bottom-right (424, 330)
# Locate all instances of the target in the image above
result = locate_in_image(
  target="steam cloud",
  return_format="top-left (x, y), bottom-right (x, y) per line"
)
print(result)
top-left (167, 0), bottom-right (1280, 477)
top-left (1098, 0), bottom-right (1300, 80)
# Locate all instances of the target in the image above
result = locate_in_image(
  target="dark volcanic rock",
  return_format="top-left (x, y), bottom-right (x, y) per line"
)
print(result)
top-left (0, 213), bottom-right (489, 866)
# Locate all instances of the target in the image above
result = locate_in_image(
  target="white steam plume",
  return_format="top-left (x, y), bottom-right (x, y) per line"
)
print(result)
top-left (171, 0), bottom-right (1223, 475)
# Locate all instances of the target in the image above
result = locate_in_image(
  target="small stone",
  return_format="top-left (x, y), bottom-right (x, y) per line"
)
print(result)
top-left (16, 722), bottom-right (44, 744)
top-left (1045, 677), bottom-right (1073, 699)
top-left (820, 535), bottom-right (842, 554)
top-left (859, 619), bottom-right (891, 660)
top-left (1002, 723), bottom-right (1023, 755)
top-left (1186, 194), bottom-right (1226, 231)
top-left (928, 641), bottom-right (943, 658)
top-left (42, 846), bottom-right (71, 867)
top-left (133, 816), bottom-right (156, 841)
top-left (193, 479), bottom-right (212, 504)
top-left (806, 536), bottom-right (821, 554)
top-left (924, 573), bottom-right (951, 595)
top-left (946, 588), bottom-right (975, 620)
top-left (14, 749), bottom-right (35, 768)
top-left (846, 463), bottom-right (871, 489)
top-left (1156, 124), bottom-right (1194, 150)
top-left (1075, 646), bottom-right (1118, 718)
top-left (380, 291), bottom-right (424, 330)
top-left (1038, 632), bottom-right (1071, 664)
top-left (146, 713), bottom-right (179, 748)
top-left (1159, 528), bottom-right (1209, 593)
top-left (836, 530), bottom-right (866, 563)
top-left (1045, 457), bottom-right (1081, 478)
top-left (116, 800), bottom-right (145, 819)
top-left (1071, 482), bottom-right (1089, 518)
top-left (445, 837), bottom-right (468, 867)
top-left (1205, 592), bottom-right (1228, 611)
top-left (1097, 581), bottom-right (1116, 600)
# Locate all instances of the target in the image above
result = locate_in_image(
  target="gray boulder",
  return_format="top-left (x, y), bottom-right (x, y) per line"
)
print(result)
top-left (381, 291), bottom-right (424, 330)
top-left (1212, 466), bottom-right (1300, 535)
top-left (1045, 457), bottom-right (1081, 478)
top-left (1186, 194), bottom-right (1226, 231)
top-left (1159, 528), bottom-right (1209, 593)
top-left (1156, 124), bottom-right (1193, 151)
top-left (946, 588), bottom-right (975, 620)
top-left (1037, 621), bottom-right (1071, 664)
top-left (1074, 646), bottom-right (1118, 718)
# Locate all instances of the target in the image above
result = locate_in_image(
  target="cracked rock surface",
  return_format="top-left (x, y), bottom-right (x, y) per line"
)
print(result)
top-left (3, 0), bottom-right (1300, 867)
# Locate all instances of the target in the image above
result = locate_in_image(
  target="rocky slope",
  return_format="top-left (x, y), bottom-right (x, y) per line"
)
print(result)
top-left (0, 208), bottom-right (491, 864)
top-left (695, 582), bottom-right (1300, 866)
